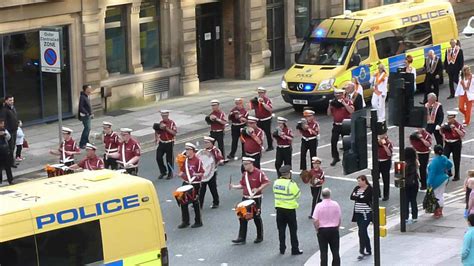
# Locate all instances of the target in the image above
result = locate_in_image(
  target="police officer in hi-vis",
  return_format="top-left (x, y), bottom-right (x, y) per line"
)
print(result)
top-left (298, 110), bottom-right (319, 171)
top-left (155, 110), bottom-right (177, 179)
top-left (440, 111), bottom-right (466, 181)
top-left (102, 121), bottom-right (120, 170)
top-left (273, 117), bottom-right (293, 177)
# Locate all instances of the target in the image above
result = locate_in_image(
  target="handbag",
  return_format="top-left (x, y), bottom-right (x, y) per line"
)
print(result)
top-left (23, 139), bottom-right (29, 149)
top-left (423, 187), bottom-right (439, 213)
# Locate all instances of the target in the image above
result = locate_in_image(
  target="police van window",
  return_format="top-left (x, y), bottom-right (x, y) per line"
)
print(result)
top-left (356, 38), bottom-right (370, 61)
top-left (36, 220), bottom-right (104, 266)
top-left (374, 22), bottom-right (432, 59)
top-left (0, 235), bottom-right (38, 266)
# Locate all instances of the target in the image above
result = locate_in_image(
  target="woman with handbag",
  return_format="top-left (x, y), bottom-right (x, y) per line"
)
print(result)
top-left (350, 175), bottom-right (373, 261)
top-left (455, 65), bottom-right (474, 126)
top-left (404, 147), bottom-right (420, 224)
top-left (427, 145), bottom-right (453, 218)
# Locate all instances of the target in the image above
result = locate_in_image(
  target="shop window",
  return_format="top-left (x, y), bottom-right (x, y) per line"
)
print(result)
top-left (140, 0), bottom-right (161, 69)
top-left (295, 0), bottom-right (311, 40)
top-left (345, 0), bottom-right (362, 11)
top-left (105, 5), bottom-right (129, 75)
top-left (0, 235), bottom-right (38, 265)
top-left (374, 22), bottom-right (432, 59)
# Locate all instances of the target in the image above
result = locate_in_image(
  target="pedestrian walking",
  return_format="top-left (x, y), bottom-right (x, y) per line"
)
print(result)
top-left (377, 132), bottom-right (393, 201)
top-left (409, 128), bottom-right (432, 190)
top-left (425, 93), bottom-right (444, 146)
top-left (273, 117), bottom-right (293, 177)
top-left (328, 88), bottom-right (354, 166)
top-left (298, 110), bottom-right (319, 170)
top-left (155, 110), bottom-right (177, 179)
top-left (78, 85), bottom-right (93, 149)
top-left (403, 147), bottom-right (419, 224)
top-left (313, 188), bottom-right (341, 266)
top-left (102, 121), bottom-right (120, 170)
top-left (0, 119), bottom-right (13, 185)
top-left (455, 65), bottom-right (474, 126)
top-left (344, 82), bottom-right (363, 111)
top-left (273, 165), bottom-right (303, 255)
top-left (441, 111), bottom-right (465, 181)
top-left (199, 136), bottom-right (224, 209)
top-left (445, 39), bottom-right (464, 99)
top-left (464, 170), bottom-right (474, 217)
top-left (251, 87), bottom-right (274, 151)
top-left (207, 100), bottom-right (227, 159)
top-left (15, 120), bottom-right (25, 161)
top-left (0, 95), bottom-right (18, 168)
top-left (422, 50), bottom-right (443, 104)
top-left (462, 214), bottom-right (474, 265)
top-left (241, 116), bottom-right (264, 169)
top-left (230, 157), bottom-right (270, 244)
top-left (427, 145), bottom-right (453, 218)
top-left (108, 128), bottom-right (141, 175)
top-left (370, 63), bottom-right (388, 124)
top-left (350, 175), bottom-right (373, 261)
top-left (49, 127), bottom-right (81, 166)
top-left (68, 143), bottom-right (104, 171)
top-left (228, 98), bottom-right (248, 160)
top-left (308, 157), bottom-right (325, 219)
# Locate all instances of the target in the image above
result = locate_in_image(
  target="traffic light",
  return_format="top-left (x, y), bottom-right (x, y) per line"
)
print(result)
top-left (342, 110), bottom-right (368, 175)
top-left (394, 161), bottom-right (406, 188)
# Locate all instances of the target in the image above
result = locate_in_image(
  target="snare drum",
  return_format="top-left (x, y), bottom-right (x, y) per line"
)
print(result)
top-left (235, 199), bottom-right (257, 220)
top-left (45, 164), bottom-right (74, 177)
top-left (173, 185), bottom-right (196, 205)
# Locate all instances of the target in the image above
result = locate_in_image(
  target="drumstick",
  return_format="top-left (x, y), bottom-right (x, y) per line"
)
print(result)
top-left (229, 175), bottom-right (233, 190)
top-left (168, 162), bottom-right (177, 176)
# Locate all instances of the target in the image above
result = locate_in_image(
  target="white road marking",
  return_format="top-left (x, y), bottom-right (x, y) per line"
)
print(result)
top-left (198, 258), bottom-right (205, 261)
top-left (176, 254), bottom-right (183, 257)
top-left (166, 199), bottom-right (173, 202)
top-left (270, 213), bottom-right (276, 217)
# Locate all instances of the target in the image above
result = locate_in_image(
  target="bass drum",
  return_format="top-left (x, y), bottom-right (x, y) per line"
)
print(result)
top-left (196, 149), bottom-right (216, 182)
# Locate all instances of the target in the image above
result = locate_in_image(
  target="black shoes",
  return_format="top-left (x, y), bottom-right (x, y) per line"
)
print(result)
top-left (158, 173), bottom-right (166, 179)
top-left (453, 178), bottom-right (460, 181)
top-left (232, 238), bottom-right (246, 244)
top-left (447, 95), bottom-right (455, 99)
top-left (382, 197), bottom-right (389, 201)
top-left (178, 223), bottom-right (190, 229)
top-left (308, 215), bottom-right (313, 219)
top-left (266, 147), bottom-right (274, 152)
top-left (191, 223), bottom-right (203, 228)
top-left (227, 154), bottom-right (235, 160)
top-left (291, 250), bottom-right (303, 255)
top-left (166, 173), bottom-right (173, 180)
top-left (330, 158), bottom-right (340, 166)
top-left (254, 238), bottom-right (263, 244)
top-left (211, 204), bottom-right (219, 209)
top-left (280, 249), bottom-right (285, 255)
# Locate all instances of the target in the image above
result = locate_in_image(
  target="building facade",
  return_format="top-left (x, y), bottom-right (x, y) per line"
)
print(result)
top-left (0, 0), bottom-right (437, 124)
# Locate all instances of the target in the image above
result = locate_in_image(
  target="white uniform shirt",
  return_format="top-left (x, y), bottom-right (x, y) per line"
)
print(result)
top-left (370, 72), bottom-right (388, 97)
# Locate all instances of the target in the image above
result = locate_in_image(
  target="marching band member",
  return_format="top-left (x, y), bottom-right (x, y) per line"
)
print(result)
top-left (441, 111), bottom-right (466, 181)
top-left (49, 127), bottom-right (80, 166)
top-left (207, 100), bottom-right (228, 160)
top-left (425, 93), bottom-right (444, 146)
top-left (409, 128), bottom-right (432, 190)
top-left (298, 110), bottom-right (319, 171)
top-left (308, 157), bottom-right (325, 219)
top-left (370, 63), bottom-right (388, 124)
top-left (230, 157), bottom-right (270, 244)
top-left (199, 136), bottom-right (224, 209)
top-left (445, 39), bottom-right (464, 99)
top-left (241, 116), bottom-right (264, 169)
top-left (422, 50), bottom-right (443, 104)
top-left (251, 87), bottom-right (274, 151)
top-left (273, 117), bottom-right (293, 177)
top-left (455, 65), bottom-right (474, 126)
top-left (178, 143), bottom-right (205, 228)
top-left (102, 121), bottom-right (120, 170)
top-left (344, 82), bottom-right (363, 111)
top-left (352, 77), bottom-right (366, 108)
top-left (155, 110), bottom-right (177, 179)
top-left (228, 98), bottom-right (249, 160)
top-left (328, 88), bottom-right (354, 166)
top-left (108, 128), bottom-right (141, 175)
top-left (69, 143), bottom-right (104, 171)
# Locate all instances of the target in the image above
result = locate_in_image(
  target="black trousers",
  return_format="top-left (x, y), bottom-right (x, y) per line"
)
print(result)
top-left (447, 70), bottom-right (459, 97)
top-left (356, 213), bottom-right (371, 254)
top-left (237, 197), bottom-right (263, 240)
top-left (156, 141), bottom-right (174, 175)
top-left (466, 188), bottom-right (472, 209)
top-left (426, 124), bottom-right (443, 146)
top-left (403, 184), bottom-right (419, 220)
top-left (0, 165), bottom-right (13, 184)
top-left (181, 182), bottom-right (202, 224)
top-left (257, 119), bottom-right (273, 149)
top-left (317, 227), bottom-right (340, 266)
top-left (15, 145), bottom-right (22, 158)
top-left (331, 124), bottom-right (343, 160)
top-left (229, 125), bottom-right (245, 157)
top-left (444, 140), bottom-right (462, 180)
top-left (8, 131), bottom-right (16, 166)
top-left (423, 76), bottom-right (440, 103)
top-left (418, 153), bottom-right (429, 188)
top-left (210, 131), bottom-right (225, 157)
top-left (276, 208), bottom-right (299, 253)
top-left (379, 160), bottom-right (391, 199)
top-left (199, 172), bottom-right (219, 208)
top-left (103, 155), bottom-right (118, 170)
top-left (300, 139), bottom-right (318, 170)
top-left (275, 147), bottom-right (292, 177)
top-left (311, 186), bottom-right (323, 216)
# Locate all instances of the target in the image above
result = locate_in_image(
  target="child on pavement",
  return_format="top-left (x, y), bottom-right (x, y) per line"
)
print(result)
top-left (15, 120), bottom-right (25, 161)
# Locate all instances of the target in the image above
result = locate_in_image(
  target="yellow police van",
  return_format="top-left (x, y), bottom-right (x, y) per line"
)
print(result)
top-left (281, 0), bottom-right (458, 111)
top-left (0, 170), bottom-right (168, 266)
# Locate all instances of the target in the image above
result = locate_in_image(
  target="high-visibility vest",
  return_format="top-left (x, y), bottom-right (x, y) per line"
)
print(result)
top-left (273, 178), bottom-right (301, 209)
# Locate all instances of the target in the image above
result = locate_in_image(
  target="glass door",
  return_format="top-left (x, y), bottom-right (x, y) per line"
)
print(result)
top-left (267, 0), bottom-right (285, 71)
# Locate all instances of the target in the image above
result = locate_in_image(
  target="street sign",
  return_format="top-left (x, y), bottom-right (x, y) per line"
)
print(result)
top-left (39, 29), bottom-right (62, 73)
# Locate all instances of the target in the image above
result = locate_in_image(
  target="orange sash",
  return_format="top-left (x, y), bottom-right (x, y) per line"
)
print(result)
top-left (374, 72), bottom-right (386, 96)
top-left (447, 47), bottom-right (460, 64)
top-left (425, 102), bottom-right (440, 124)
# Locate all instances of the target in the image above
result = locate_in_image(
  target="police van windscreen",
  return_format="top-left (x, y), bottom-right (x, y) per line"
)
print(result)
top-left (296, 39), bottom-right (352, 66)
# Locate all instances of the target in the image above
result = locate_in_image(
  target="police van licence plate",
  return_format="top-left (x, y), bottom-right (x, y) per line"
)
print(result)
top-left (292, 99), bottom-right (308, 105)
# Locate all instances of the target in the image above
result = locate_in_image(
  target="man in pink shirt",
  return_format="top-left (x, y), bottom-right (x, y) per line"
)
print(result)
top-left (313, 188), bottom-right (341, 266)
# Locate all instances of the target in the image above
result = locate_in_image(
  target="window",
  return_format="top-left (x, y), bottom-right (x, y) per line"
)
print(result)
top-left (345, 0), bottom-right (362, 12)
top-left (0, 235), bottom-right (38, 265)
top-left (36, 220), bottom-right (104, 265)
top-left (355, 37), bottom-right (370, 61)
top-left (295, 0), bottom-right (311, 40)
top-left (140, 0), bottom-right (161, 69)
top-left (297, 39), bottom-right (352, 66)
top-left (105, 6), bottom-right (128, 75)
top-left (374, 22), bottom-right (432, 59)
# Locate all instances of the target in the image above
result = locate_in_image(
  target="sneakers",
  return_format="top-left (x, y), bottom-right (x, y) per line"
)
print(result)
top-left (16, 156), bottom-right (24, 161)
top-left (158, 173), bottom-right (166, 179)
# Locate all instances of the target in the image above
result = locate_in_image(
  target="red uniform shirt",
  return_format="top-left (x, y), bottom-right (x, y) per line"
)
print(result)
top-left (441, 122), bottom-right (465, 141)
top-left (253, 96), bottom-right (273, 119)
top-left (59, 138), bottom-right (80, 162)
top-left (309, 168), bottom-right (325, 187)
top-left (330, 99), bottom-right (353, 123)
top-left (158, 119), bottom-right (177, 142)
top-left (229, 107), bottom-right (249, 125)
top-left (210, 110), bottom-right (227, 131)
top-left (103, 132), bottom-right (120, 153)
top-left (275, 127), bottom-right (293, 146)
top-left (118, 138), bottom-right (141, 164)
top-left (239, 168), bottom-right (269, 198)
top-left (78, 155), bottom-right (104, 170)
top-left (300, 120), bottom-right (319, 139)
top-left (378, 139), bottom-right (393, 161)
top-left (242, 127), bottom-right (264, 155)
top-left (208, 146), bottom-right (224, 164)
top-left (410, 130), bottom-right (432, 153)
top-left (180, 155), bottom-right (205, 184)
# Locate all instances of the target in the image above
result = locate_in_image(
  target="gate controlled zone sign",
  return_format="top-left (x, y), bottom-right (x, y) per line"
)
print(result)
top-left (40, 29), bottom-right (62, 73)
